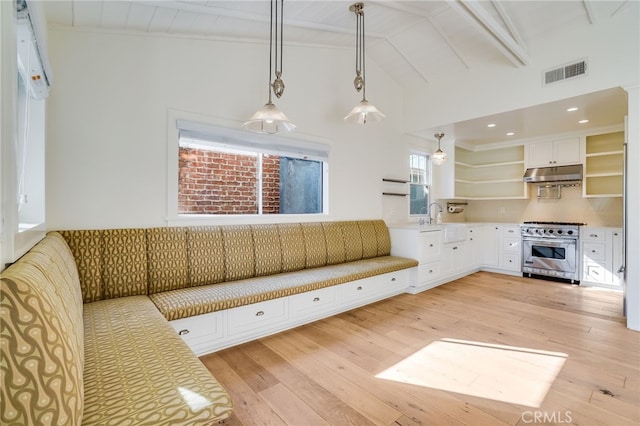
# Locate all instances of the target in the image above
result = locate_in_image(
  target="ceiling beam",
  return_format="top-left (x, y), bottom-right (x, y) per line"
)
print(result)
top-left (582, 0), bottom-right (598, 24)
top-left (491, 0), bottom-right (526, 50)
top-left (447, 0), bottom-right (530, 66)
top-left (139, 1), bottom-right (386, 39)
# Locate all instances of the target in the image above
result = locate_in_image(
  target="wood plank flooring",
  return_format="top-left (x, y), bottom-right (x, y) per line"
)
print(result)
top-left (200, 272), bottom-right (640, 426)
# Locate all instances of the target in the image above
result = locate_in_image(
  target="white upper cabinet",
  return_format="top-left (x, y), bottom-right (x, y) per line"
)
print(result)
top-left (527, 137), bottom-right (582, 167)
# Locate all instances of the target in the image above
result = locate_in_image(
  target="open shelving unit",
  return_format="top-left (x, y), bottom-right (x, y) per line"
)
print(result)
top-left (584, 131), bottom-right (624, 197)
top-left (454, 145), bottom-right (527, 199)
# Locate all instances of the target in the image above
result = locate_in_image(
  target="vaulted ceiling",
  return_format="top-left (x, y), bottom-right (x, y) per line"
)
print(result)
top-left (41, 1), bottom-right (634, 145)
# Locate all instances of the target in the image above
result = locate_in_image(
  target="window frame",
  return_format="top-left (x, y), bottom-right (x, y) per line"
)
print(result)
top-left (167, 110), bottom-right (330, 224)
top-left (408, 150), bottom-right (432, 218)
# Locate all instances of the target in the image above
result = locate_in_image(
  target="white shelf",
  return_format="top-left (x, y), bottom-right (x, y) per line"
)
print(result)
top-left (585, 150), bottom-right (624, 157)
top-left (455, 160), bottom-right (524, 168)
top-left (585, 172), bottom-right (623, 178)
top-left (456, 178), bottom-right (523, 184)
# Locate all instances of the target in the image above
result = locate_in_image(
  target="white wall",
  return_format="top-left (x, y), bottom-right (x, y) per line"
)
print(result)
top-left (402, 6), bottom-right (639, 134)
top-left (45, 29), bottom-right (410, 229)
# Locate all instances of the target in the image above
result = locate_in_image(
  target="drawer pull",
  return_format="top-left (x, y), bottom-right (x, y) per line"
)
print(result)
top-left (508, 230), bottom-right (514, 233)
top-left (357, 286), bottom-right (363, 291)
top-left (391, 277), bottom-right (396, 281)
top-left (429, 244), bottom-right (434, 247)
top-left (590, 234), bottom-right (598, 238)
top-left (313, 297), bottom-right (320, 302)
top-left (428, 269), bottom-right (433, 273)
top-left (453, 246), bottom-right (458, 250)
top-left (178, 329), bottom-right (190, 336)
top-left (256, 311), bottom-right (265, 317)
top-left (592, 250), bottom-right (596, 253)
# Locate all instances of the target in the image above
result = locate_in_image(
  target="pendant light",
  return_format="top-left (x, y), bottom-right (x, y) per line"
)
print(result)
top-left (432, 132), bottom-right (447, 165)
top-left (243, 0), bottom-right (295, 134)
top-left (344, 2), bottom-right (385, 124)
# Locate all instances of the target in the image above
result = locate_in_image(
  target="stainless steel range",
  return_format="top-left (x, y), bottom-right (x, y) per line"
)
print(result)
top-left (521, 221), bottom-right (585, 284)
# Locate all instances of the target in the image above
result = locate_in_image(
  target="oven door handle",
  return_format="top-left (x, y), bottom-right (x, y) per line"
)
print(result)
top-left (522, 238), bottom-right (576, 246)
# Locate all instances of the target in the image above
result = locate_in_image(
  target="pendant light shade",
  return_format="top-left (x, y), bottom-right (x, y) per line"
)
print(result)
top-left (345, 100), bottom-right (385, 124)
top-left (243, 99), bottom-right (295, 134)
top-left (345, 2), bottom-right (384, 124)
top-left (243, 0), bottom-right (294, 134)
top-left (432, 132), bottom-right (447, 165)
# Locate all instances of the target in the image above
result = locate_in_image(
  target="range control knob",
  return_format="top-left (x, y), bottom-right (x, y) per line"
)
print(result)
top-left (548, 229), bottom-right (554, 234)
top-left (557, 230), bottom-right (563, 235)
top-left (567, 230), bottom-right (573, 235)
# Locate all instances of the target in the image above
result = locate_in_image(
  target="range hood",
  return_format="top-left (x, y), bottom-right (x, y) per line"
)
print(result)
top-left (523, 164), bottom-right (583, 183)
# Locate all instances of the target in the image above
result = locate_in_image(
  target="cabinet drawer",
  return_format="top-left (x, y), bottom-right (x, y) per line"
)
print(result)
top-left (583, 242), bottom-right (606, 262)
top-left (501, 253), bottom-right (520, 271)
top-left (227, 298), bottom-right (288, 334)
top-left (290, 287), bottom-right (336, 316)
top-left (582, 230), bottom-right (606, 242)
top-left (502, 237), bottom-right (520, 253)
top-left (583, 261), bottom-right (610, 284)
top-left (337, 278), bottom-right (381, 303)
top-left (419, 231), bottom-right (441, 261)
top-left (502, 226), bottom-right (520, 237)
top-left (419, 261), bottom-right (440, 282)
top-left (169, 311), bottom-right (225, 355)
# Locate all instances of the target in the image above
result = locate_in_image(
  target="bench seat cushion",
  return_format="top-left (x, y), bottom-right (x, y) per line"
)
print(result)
top-left (150, 256), bottom-right (418, 321)
top-left (82, 296), bottom-right (232, 425)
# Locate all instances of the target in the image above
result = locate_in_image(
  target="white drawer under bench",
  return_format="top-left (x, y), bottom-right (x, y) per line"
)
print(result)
top-left (168, 269), bottom-right (411, 356)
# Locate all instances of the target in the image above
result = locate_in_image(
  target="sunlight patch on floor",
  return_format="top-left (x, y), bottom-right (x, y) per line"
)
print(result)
top-left (376, 338), bottom-right (567, 407)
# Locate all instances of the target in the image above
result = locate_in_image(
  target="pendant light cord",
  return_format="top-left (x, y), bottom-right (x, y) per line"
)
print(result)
top-left (361, 9), bottom-right (366, 100)
top-left (268, 0), bottom-right (274, 102)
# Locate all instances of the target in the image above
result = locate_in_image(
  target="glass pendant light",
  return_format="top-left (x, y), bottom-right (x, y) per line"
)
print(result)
top-left (243, 0), bottom-right (295, 134)
top-left (344, 2), bottom-right (385, 124)
top-left (432, 132), bottom-right (447, 165)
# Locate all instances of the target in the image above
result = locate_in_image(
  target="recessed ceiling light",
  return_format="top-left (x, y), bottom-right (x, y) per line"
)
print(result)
top-left (487, 123), bottom-right (496, 128)
top-left (506, 132), bottom-right (515, 136)
top-left (567, 107), bottom-right (578, 112)
top-left (579, 119), bottom-right (589, 124)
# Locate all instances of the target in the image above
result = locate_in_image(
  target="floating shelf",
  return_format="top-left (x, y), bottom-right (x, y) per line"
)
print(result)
top-left (382, 178), bottom-right (409, 183)
top-left (382, 192), bottom-right (408, 197)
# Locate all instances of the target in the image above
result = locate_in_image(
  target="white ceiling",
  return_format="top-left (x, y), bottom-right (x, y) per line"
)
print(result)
top-left (41, 1), bottom-right (632, 145)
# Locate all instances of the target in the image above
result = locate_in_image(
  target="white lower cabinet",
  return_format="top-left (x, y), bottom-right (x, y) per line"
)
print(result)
top-left (171, 269), bottom-right (410, 356)
top-left (581, 227), bottom-right (623, 288)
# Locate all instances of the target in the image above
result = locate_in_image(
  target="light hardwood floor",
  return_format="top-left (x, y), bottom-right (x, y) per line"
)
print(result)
top-left (200, 272), bottom-right (640, 426)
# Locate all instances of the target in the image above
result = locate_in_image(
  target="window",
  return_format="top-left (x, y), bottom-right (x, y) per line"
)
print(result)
top-left (409, 152), bottom-right (431, 216)
top-left (174, 120), bottom-right (328, 216)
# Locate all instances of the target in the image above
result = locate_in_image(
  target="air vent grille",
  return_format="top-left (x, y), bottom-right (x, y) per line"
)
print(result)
top-left (544, 59), bottom-right (587, 85)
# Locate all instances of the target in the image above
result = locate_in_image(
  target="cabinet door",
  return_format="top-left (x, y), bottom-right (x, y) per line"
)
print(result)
top-left (553, 137), bottom-right (581, 165)
top-left (528, 138), bottom-right (581, 167)
top-left (528, 141), bottom-right (555, 167)
top-left (483, 226), bottom-right (500, 267)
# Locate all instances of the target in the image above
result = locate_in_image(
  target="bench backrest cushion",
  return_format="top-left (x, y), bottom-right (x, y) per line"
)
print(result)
top-left (1, 232), bottom-right (84, 426)
top-left (186, 226), bottom-right (226, 286)
top-left (222, 225), bottom-right (255, 282)
top-left (278, 223), bottom-right (306, 272)
top-left (147, 227), bottom-right (189, 294)
top-left (59, 229), bottom-right (104, 303)
top-left (101, 229), bottom-right (148, 299)
top-left (253, 224), bottom-right (283, 276)
top-left (373, 220), bottom-right (392, 256)
top-left (301, 222), bottom-right (328, 268)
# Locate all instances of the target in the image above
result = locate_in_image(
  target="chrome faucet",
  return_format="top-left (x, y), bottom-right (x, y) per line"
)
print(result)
top-left (427, 202), bottom-right (443, 224)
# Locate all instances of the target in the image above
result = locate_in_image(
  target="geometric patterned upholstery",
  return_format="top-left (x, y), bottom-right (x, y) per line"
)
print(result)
top-left (358, 221), bottom-right (379, 259)
top-left (186, 226), bottom-right (226, 287)
top-left (82, 296), bottom-right (233, 425)
top-left (278, 223), bottom-right (306, 272)
top-left (302, 222), bottom-right (328, 268)
top-left (150, 256), bottom-right (419, 321)
top-left (253, 224), bottom-right (282, 276)
top-left (372, 219), bottom-right (392, 256)
top-left (146, 227), bottom-right (189, 294)
top-left (59, 229), bottom-right (103, 303)
top-left (1, 232), bottom-right (85, 426)
top-left (221, 225), bottom-right (255, 282)
top-left (323, 222), bottom-right (346, 265)
top-left (101, 229), bottom-right (148, 299)
top-left (341, 221), bottom-right (364, 262)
